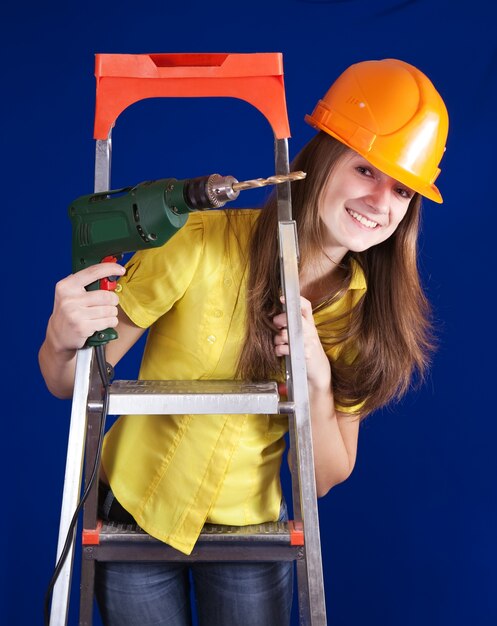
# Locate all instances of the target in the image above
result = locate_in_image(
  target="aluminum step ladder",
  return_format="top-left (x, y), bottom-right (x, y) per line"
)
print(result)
top-left (49, 52), bottom-right (327, 626)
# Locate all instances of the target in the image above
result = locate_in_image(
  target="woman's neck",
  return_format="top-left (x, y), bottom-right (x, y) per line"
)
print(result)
top-left (299, 250), bottom-right (348, 308)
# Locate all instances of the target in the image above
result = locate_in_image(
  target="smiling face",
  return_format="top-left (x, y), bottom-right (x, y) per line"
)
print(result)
top-left (319, 150), bottom-right (415, 260)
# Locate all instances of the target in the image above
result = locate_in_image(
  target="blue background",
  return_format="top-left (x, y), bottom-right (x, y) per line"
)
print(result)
top-left (3, 0), bottom-right (496, 624)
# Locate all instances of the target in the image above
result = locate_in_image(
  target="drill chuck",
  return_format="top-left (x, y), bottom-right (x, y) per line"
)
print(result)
top-left (184, 174), bottom-right (239, 209)
top-left (184, 170), bottom-right (307, 209)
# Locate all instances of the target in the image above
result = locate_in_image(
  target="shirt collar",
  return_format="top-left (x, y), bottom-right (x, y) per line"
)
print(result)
top-left (349, 258), bottom-right (367, 291)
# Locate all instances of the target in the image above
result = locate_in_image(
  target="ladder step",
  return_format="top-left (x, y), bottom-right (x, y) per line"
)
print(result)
top-left (82, 521), bottom-right (303, 563)
top-left (103, 380), bottom-right (281, 415)
top-left (98, 520), bottom-right (293, 544)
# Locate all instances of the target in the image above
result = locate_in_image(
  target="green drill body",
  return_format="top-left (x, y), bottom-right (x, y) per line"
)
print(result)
top-left (70, 177), bottom-right (192, 275)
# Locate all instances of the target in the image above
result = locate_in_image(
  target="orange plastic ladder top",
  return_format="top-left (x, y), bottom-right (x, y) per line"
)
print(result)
top-left (94, 53), bottom-right (291, 140)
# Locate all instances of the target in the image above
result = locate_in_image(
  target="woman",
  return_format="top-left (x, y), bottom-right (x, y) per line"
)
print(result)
top-left (39, 58), bottom-right (449, 625)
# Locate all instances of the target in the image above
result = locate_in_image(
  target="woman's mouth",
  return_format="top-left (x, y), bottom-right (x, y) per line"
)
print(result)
top-left (346, 208), bottom-right (379, 229)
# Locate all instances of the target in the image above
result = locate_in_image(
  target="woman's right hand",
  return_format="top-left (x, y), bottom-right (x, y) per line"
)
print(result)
top-left (48, 263), bottom-right (126, 352)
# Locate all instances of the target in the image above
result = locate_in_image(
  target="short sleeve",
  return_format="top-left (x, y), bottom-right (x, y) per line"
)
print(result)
top-left (117, 213), bottom-right (204, 328)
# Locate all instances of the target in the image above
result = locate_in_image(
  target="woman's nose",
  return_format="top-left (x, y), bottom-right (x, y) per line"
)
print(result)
top-left (367, 182), bottom-right (391, 214)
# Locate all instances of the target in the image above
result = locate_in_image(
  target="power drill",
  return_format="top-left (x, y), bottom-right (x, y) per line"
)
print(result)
top-left (69, 171), bottom-right (305, 346)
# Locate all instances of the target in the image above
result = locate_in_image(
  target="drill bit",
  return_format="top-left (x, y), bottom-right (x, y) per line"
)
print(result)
top-left (202, 171), bottom-right (307, 208)
top-left (232, 171), bottom-right (306, 192)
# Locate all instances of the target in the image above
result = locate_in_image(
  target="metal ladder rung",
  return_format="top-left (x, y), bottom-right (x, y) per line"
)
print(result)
top-left (98, 520), bottom-right (293, 543)
top-left (102, 380), bottom-right (282, 415)
top-left (83, 521), bottom-right (304, 563)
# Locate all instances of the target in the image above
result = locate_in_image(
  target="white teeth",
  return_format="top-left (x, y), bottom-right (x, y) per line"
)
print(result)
top-left (347, 208), bottom-right (378, 229)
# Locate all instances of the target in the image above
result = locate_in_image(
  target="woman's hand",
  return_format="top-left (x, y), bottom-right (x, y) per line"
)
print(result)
top-left (39, 263), bottom-right (126, 398)
top-left (48, 263), bottom-right (126, 352)
top-left (272, 296), bottom-right (332, 392)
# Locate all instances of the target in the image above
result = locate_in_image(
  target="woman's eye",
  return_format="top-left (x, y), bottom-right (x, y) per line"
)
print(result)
top-left (356, 166), bottom-right (373, 177)
top-left (396, 187), bottom-right (413, 199)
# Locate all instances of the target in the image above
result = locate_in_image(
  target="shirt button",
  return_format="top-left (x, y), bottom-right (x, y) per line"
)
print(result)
top-left (224, 278), bottom-right (232, 287)
top-left (214, 310), bottom-right (223, 318)
top-left (207, 335), bottom-right (216, 344)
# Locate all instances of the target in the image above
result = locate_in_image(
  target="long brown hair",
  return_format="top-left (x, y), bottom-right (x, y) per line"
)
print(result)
top-left (237, 132), bottom-right (434, 417)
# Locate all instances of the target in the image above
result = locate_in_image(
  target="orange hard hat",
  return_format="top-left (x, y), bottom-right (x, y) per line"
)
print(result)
top-left (305, 59), bottom-right (448, 203)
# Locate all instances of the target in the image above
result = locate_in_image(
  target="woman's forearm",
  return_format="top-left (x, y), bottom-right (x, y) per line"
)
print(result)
top-left (309, 385), bottom-right (360, 497)
top-left (38, 317), bottom-right (78, 399)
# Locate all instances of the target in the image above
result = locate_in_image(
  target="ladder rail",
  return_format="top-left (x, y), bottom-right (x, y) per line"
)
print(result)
top-left (49, 348), bottom-right (94, 626)
top-left (275, 138), bottom-right (327, 625)
top-left (278, 221), bottom-right (327, 625)
top-left (49, 133), bottom-right (113, 626)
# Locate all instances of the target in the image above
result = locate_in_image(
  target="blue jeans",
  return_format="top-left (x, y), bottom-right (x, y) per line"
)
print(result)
top-left (95, 504), bottom-right (293, 625)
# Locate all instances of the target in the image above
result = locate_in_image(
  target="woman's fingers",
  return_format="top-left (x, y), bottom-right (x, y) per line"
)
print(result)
top-left (272, 295), bottom-right (331, 389)
top-left (273, 328), bottom-right (288, 345)
top-left (50, 264), bottom-right (126, 351)
top-left (55, 263), bottom-right (124, 295)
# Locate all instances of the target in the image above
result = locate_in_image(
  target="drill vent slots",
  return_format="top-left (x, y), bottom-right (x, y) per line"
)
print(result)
top-left (78, 223), bottom-right (91, 247)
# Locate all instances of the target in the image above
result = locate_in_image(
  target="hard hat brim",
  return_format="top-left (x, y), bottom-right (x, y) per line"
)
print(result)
top-left (305, 118), bottom-right (443, 204)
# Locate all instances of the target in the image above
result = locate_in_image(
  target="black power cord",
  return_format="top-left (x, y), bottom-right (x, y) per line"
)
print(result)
top-left (44, 345), bottom-right (112, 625)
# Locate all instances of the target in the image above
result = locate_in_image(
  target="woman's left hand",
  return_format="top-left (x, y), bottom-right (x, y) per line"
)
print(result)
top-left (272, 296), bottom-right (332, 392)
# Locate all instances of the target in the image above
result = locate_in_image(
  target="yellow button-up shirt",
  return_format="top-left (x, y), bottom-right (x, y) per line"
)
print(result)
top-left (101, 209), bottom-right (366, 554)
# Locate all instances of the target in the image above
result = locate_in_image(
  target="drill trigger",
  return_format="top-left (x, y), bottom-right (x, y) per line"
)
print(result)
top-left (100, 255), bottom-right (123, 291)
